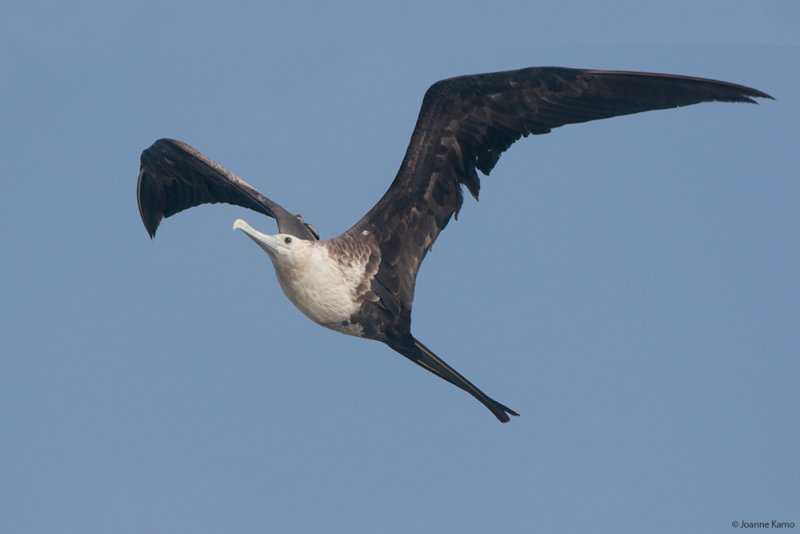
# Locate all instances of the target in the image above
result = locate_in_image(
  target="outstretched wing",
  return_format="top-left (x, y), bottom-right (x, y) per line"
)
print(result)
top-left (137, 138), bottom-right (319, 240)
top-left (346, 67), bottom-right (772, 316)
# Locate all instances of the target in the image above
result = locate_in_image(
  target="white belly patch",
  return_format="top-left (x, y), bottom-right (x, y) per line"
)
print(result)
top-left (272, 245), bottom-right (365, 337)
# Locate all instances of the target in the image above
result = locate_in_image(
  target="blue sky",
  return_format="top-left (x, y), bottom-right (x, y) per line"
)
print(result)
top-left (2, 1), bottom-right (798, 532)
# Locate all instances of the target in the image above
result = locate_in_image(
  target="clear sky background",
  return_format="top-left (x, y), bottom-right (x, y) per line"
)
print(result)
top-left (2, 1), bottom-right (797, 533)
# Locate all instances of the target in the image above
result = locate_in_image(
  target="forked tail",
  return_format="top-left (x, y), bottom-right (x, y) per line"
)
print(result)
top-left (387, 335), bottom-right (519, 423)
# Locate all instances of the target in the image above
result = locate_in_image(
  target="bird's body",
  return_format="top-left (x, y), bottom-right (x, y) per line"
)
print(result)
top-left (137, 66), bottom-right (771, 422)
top-left (233, 220), bottom-right (372, 337)
top-left (270, 238), bottom-right (366, 337)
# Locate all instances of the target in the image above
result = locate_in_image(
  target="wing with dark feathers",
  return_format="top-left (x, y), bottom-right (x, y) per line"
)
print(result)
top-left (137, 138), bottom-right (319, 240)
top-left (347, 67), bottom-right (772, 314)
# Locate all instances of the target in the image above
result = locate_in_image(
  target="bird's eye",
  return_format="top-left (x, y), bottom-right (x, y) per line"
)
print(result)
top-left (284, 236), bottom-right (292, 244)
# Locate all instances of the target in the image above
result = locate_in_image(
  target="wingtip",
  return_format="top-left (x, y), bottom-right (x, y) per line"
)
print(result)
top-left (753, 90), bottom-right (776, 102)
top-left (738, 90), bottom-right (775, 104)
top-left (140, 208), bottom-right (161, 239)
top-left (716, 81), bottom-right (774, 104)
top-left (137, 160), bottom-right (164, 240)
top-left (741, 83), bottom-right (775, 102)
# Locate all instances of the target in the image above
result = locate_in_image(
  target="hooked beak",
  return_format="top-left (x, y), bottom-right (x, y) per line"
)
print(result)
top-left (233, 218), bottom-right (282, 255)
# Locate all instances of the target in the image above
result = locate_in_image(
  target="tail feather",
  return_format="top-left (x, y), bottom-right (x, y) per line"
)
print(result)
top-left (387, 336), bottom-right (519, 423)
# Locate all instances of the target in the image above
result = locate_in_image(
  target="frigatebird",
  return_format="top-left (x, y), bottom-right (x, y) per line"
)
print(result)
top-left (137, 66), bottom-right (771, 422)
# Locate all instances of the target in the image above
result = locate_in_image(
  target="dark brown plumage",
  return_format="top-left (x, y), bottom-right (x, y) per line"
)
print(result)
top-left (138, 139), bottom-right (319, 240)
top-left (138, 67), bottom-right (771, 422)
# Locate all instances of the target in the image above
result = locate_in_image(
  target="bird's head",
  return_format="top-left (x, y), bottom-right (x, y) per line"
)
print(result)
top-left (233, 218), bottom-right (316, 268)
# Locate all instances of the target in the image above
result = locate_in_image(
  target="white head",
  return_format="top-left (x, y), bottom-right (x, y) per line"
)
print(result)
top-left (233, 218), bottom-right (317, 270)
top-left (233, 218), bottom-right (366, 335)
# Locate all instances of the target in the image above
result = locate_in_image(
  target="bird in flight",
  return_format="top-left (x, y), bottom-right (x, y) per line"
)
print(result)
top-left (137, 66), bottom-right (771, 422)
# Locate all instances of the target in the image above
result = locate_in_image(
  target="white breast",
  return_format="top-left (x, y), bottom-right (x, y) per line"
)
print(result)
top-left (271, 244), bottom-right (365, 337)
